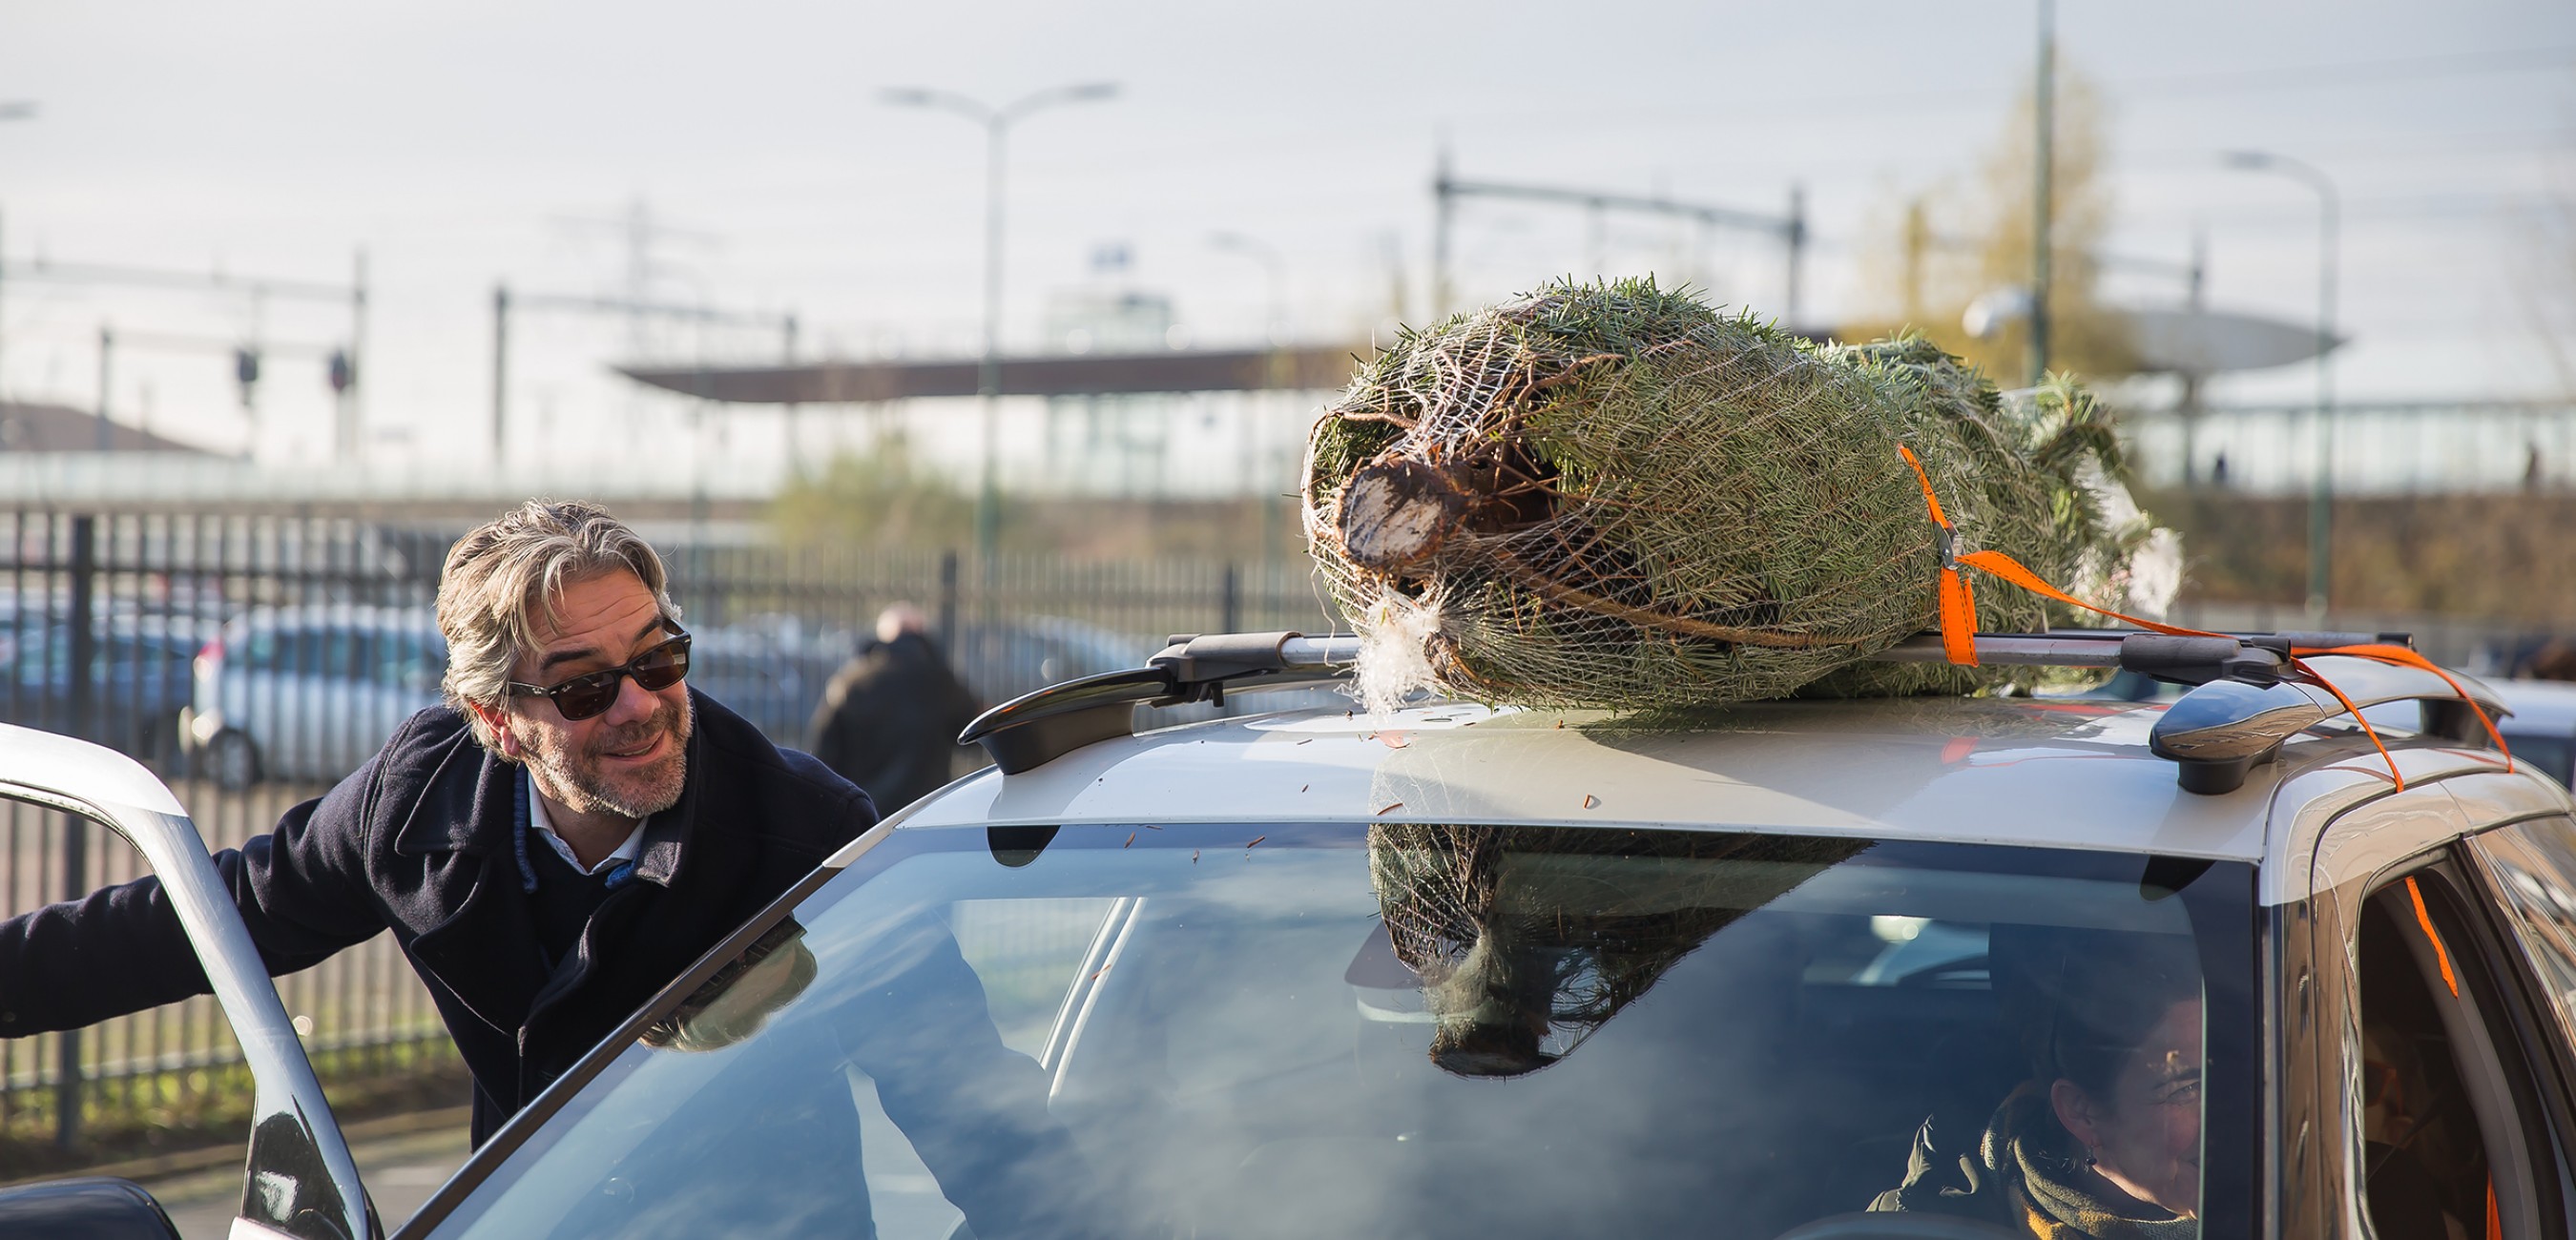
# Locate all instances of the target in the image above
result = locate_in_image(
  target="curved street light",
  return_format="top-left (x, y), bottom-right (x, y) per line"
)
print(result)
top-left (2223, 149), bottom-right (2339, 622)
top-left (882, 81), bottom-right (1120, 560)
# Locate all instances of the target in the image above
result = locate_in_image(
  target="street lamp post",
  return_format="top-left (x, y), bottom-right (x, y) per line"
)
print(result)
top-left (0, 100), bottom-right (41, 396)
top-left (2224, 150), bottom-right (2339, 622)
top-left (882, 81), bottom-right (1119, 562)
top-left (2029, 0), bottom-right (2054, 386)
top-left (1208, 230), bottom-right (1291, 576)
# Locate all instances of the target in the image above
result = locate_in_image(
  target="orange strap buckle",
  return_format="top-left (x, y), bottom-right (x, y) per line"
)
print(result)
top-left (1896, 444), bottom-right (2511, 791)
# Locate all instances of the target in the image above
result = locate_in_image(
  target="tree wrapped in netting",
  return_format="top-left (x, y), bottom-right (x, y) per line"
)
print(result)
top-left (1303, 278), bottom-right (2171, 713)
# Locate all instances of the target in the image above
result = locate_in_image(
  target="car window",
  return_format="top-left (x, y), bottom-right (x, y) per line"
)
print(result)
top-left (242, 628), bottom-right (302, 669)
top-left (421, 827), bottom-right (2254, 1240)
top-left (2354, 869), bottom-right (2552, 1240)
top-left (372, 633), bottom-right (447, 692)
top-left (0, 626), bottom-right (61, 685)
top-left (2469, 817), bottom-right (2576, 1048)
top-left (324, 628), bottom-right (360, 678)
top-left (2503, 735), bottom-right (2576, 789)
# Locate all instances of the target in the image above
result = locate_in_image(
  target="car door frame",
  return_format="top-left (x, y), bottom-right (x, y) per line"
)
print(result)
top-left (2455, 810), bottom-right (2576, 1231)
top-left (0, 723), bottom-right (376, 1239)
top-left (2293, 771), bottom-right (2576, 1240)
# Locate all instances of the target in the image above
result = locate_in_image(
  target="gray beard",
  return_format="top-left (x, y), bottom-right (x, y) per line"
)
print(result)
top-left (526, 694), bottom-right (693, 821)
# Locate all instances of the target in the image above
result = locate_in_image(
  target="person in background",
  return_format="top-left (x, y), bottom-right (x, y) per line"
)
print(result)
top-left (806, 603), bottom-right (984, 814)
top-left (2524, 639), bottom-right (2576, 682)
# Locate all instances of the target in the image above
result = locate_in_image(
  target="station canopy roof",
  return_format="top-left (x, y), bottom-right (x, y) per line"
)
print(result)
top-left (618, 344), bottom-right (1372, 404)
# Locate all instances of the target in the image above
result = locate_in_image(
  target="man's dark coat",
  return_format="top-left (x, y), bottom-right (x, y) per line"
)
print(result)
top-left (0, 688), bottom-right (877, 1144)
top-left (804, 631), bottom-right (982, 813)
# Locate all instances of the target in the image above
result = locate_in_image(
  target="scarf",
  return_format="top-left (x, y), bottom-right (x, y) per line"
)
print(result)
top-left (1982, 1085), bottom-right (2199, 1240)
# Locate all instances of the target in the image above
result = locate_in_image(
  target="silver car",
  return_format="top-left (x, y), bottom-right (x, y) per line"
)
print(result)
top-left (183, 606), bottom-right (447, 789)
top-left (12, 626), bottom-right (2576, 1240)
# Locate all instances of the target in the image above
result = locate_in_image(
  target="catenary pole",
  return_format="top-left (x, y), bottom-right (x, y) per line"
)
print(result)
top-left (2029, 0), bottom-right (2055, 385)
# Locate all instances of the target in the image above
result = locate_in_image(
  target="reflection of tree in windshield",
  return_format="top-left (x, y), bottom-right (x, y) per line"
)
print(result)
top-left (1366, 824), bottom-right (1867, 1077)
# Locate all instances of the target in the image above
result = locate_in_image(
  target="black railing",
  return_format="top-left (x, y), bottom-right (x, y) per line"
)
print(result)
top-left (0, 509), bottom-right (1338, 1163)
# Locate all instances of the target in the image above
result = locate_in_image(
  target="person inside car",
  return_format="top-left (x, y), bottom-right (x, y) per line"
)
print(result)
top-left (0, 500), bottom-right (881, 1146)
top-left (1870, 926), bottom-right (2204, 1237)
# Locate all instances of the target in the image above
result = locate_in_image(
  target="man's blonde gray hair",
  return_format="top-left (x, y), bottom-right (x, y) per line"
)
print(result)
top-left (437, 500), bottom-right (682, 751)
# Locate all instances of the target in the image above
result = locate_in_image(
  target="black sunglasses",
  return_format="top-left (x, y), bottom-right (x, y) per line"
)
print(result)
top-left (509, 631), bottom-right (692, 721)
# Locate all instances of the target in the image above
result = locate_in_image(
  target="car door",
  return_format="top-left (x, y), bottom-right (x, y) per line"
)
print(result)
top-left (0, 723), bottom-right (376, 1238)
top-left (240, 622), bottom-right (304, 780)
top-left (2302, 782), bottom-right (2575, 1240)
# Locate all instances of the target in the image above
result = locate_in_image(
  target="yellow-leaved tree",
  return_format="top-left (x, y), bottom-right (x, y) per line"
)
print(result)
top-left (1843, 62), bottom-right (2138, 382)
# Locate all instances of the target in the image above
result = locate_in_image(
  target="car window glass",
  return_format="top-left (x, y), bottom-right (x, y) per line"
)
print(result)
top-left (0, 627), bottom-right (57, 684)
top-left (2355, 873), bottom-right (2545, 1240)
top-left (244, 629), bottom-right (301, 669)
top-left (2470, 817), bottom-right (2576, 1048)
top-left (374, 633), bottom-right (447, 692)
top-left (320, 628), bottom-right (354, 678)
top-left (948, 897), bottom-right (1120, 1055)
top-left (423, 829), bottom-right (2251, 1240)
top-left (2504, 737), bottom-right (2575, 789)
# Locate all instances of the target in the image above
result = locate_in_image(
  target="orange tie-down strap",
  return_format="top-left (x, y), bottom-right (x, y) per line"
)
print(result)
top-left (1895, 445), bottom-right (2510, 791)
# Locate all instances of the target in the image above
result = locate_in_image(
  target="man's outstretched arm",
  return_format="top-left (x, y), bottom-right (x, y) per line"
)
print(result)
top-left (0, 754), bottom-right (389, 1035)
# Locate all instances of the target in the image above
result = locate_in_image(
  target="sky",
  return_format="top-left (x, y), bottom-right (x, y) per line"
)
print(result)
top-left (0, 0), bottom-right (2570, 486)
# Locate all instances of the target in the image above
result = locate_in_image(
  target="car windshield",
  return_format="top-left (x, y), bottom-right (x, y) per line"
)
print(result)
top-left (416, 823), bottom-right (2253, 1240)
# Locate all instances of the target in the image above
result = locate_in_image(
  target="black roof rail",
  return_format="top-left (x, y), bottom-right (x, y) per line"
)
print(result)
top-left (957, 628), bottom-right (2508, 795)
top-left (960, 632), bottom-right (1356, 775)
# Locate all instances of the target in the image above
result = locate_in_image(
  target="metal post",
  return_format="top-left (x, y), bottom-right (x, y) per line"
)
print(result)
top-left (0, 206), bottom-right (9, 399)
top-left (491, 283), bottom-right (510, 464)
top-left (67, 515), bottom-right (94, 742)
top-left (975, 118), bottom-right (1006, 565)
top-left (57, 514), bottom-right (95, 1151)
top-left (2223, 152), bottom-right (2340, 603)
top-left (2180, 230), bottom-right (2208, 487)
top-left (2186, 229), bottom-right (2208, 312)
top-left (881, 81), bottom-right (1114, 559)
top-left (94, 326), bottom-right (113, 451)
top-left (1220, 563), bottom-right (1241, 635)
top-left (347, 249), bottom-right (368, 463)
top-left (1785, 183), bottom-right (1807, 328)
top-left (782, 314), bottom-right (800, 479)
top-left (2028, 0), bottom-right (2055, 386)
top-left (1902, 198), bottom-right (1926, 322)
top-left (2309, 184), bottom-right (2340, 622)
top-left (1431, 146), bottom-right (1455, 318)
top-left (935, 550), bottom-right (960, 657)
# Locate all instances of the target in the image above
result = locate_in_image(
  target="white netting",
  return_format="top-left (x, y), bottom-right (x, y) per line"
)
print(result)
top-left (1304, 279), bottom-right (2175, 713)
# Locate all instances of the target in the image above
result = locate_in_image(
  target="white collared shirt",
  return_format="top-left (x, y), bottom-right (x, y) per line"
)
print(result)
top-left (528, 790), bottom-right (646, 877)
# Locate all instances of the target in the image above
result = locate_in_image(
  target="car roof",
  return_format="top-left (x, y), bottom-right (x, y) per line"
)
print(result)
top-left (900, 692), bottom-right (2557, 872)
top-left (224, 604), bottom-right (441, 635)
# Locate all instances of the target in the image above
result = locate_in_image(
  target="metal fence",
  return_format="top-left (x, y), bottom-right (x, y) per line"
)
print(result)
top-left (2122, 399), bottom-right (2576, 496)
top-left (0, 510), bottom-right (1338, 1158)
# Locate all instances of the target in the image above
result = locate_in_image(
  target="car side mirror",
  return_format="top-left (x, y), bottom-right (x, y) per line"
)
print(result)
top-left (0, 1177), bottom-right (182, 1239)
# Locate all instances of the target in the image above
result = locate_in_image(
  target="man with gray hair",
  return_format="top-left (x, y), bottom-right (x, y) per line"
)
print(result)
top-left (0, 500), bottom-right (880, 1144)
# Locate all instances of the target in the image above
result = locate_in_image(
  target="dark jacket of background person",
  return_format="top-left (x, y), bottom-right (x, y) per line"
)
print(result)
top-left (0, 688), bottom-right (877, 1146)
top-left (805, 631), bottom-right (982, 813)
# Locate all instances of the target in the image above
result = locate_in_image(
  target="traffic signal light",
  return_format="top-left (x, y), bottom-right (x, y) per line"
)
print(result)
top-left (234, 348), bottom-right (261, 406)
top-left (327, 350), bottom-right (353, 394)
